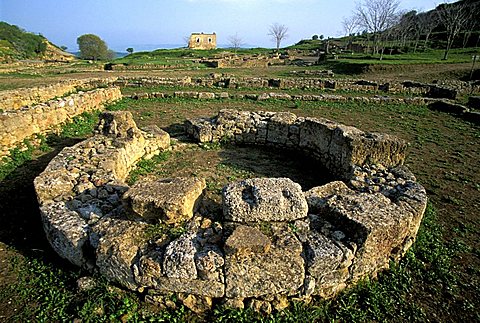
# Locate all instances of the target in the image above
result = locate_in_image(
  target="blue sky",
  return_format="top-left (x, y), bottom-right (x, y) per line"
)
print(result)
top-left (1, 0), bottom-right (442, 52)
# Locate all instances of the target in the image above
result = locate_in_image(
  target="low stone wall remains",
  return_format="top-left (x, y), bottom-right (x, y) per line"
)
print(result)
top-left (0, 77), bottom-right (118, 111)
top-left (34, 110), bottom-right (427, 313)
top-left (127, 90), bottom-right (440, 106)
top-left (186, 109), bottom-right (407, 179)
top-left (0, 87), bottom-right (122, 157)
top-left (114, 75), bottom-right (479, 98)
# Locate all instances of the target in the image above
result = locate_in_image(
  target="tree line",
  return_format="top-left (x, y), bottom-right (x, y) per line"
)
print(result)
top-left (342, 0), bottom-right (479, 60)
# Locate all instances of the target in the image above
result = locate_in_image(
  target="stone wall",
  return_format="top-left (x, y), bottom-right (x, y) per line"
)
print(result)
top-left (34, 111), bottom-right (427, 313)
top-left (114, 75), bottom-right (480, 98)
top-left (212, 78), bottom-right (473, 99)
top-left (34, 111), bottom-right (170, 268)
top-left (186, 109), bottom-right (407, 178)
top-left (0, 78), bottom-right (118, 111)
top-left (0, 87), bottom-right (122, 157)
top-left (127, 90), bottom-right (438, 106)
top-left (201, 57), bottom-right (279, 69)
top-left (105, 63), bottom-right (188, 71)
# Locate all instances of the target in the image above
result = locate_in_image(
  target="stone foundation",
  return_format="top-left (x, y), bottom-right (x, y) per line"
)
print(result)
top-left (185, 109), bottom-right (407, 179)
top-left (34, 110), bottom-right (427, 313)
top-left (0, 87), bottom-right (122, 157)
top-left (114, 75), bottom-right (479, 98)
top-left (0, 78), bottom-right (118, 111)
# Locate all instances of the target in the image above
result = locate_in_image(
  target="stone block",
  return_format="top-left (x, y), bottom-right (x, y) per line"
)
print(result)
top-left (93, 218), bottom-right (149, 290)
top-left (224, 225), bottom-right (271, 256)
top-left (124, 177), bottom-right (206, 224)
top-left (225, 223), bottom-right (304, 298)
top-left (222, 178), bottom-right (308, 222)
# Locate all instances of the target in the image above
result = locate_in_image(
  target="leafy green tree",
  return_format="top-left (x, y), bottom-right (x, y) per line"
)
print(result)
top-left (312, 35), bottom-right (319, 40)
top-left (77, 34), bottom-right (110, 60)
top-left (126, 47), bottom-right (134, 54)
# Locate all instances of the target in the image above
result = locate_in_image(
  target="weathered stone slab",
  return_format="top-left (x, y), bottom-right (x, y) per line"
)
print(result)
top-left (97, 111), bottom-right (140, 138)
top-left (319, 192), bottom-right (413, 281)
top-left (225, 223), bottom-right (304, 298)
top-left (147, 277), bottom-right (225, 298)
top-left (294, 217), bottom-right (354, 297)
top-left (124, 177), bottom-right (206, 223)
top-left (141, 125), bottom-right (171, 153)
top-left (223, 178), bottom-right (308, 222)
top-left (266, 112), bottom-right (297, 145)
top-left (305, 181), bottom-right (351, 212)
top-left (40, 202), bottom-right (89, 267)
top-left (224, 225), bottom-right (271, 256)
top-left (92, 218), bottom-right (148, 290)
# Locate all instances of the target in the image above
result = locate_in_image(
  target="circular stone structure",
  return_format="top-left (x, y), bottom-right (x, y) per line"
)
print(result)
top-left (34, 109), bottom-right (427, 313)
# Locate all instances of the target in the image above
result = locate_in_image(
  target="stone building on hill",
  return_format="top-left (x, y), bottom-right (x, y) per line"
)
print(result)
top-left (188, 32), bottom-right (217, 50)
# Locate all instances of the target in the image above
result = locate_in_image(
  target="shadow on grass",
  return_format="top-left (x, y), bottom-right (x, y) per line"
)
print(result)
top-left (0, 137), bottom-right (82, 259)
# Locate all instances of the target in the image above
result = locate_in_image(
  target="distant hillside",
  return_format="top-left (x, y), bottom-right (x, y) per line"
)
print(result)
top-left (0, 21), bottom-right (74, 62)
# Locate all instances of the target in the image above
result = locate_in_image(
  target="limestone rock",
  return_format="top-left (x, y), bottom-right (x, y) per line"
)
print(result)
top-left (318, 191), bottom-right (414, 281)
top-left (145, 276), bottom-right (225, 298)
top-left (195, 246), bottom-right (225, 281)
top-left (97, 111), bottom-right (140, 138)
top-left (141, 125), bottom-right (171, 157)
top-left (92, 218), bottom-right (148, 290)
top-left (40, 202), bottom-right (89, 267)
top-left (124, 177), bottom-right (206, 223)
top-left (305, 181), bottom-right (351, 212)
top-left (179, 294), bottom-right (213, 314)
top-left (163, 232), bottom-right (198, 279)
top-left (222, 178), bottom-right (308, 222)
top-left (248, 299), bottom-right (272, 314)
top-left (225, 223), bottom-right (304, 298)
top-left (34, 169), bottom-right (75, 205)
top-left (223, 298), bottom-right (244, 309)
top-left (77, 276), bottom-right (97, 292)
top-left (224, 225), bottom-right (271, 256)
top-left (267, 112), bottom-right (297, 145)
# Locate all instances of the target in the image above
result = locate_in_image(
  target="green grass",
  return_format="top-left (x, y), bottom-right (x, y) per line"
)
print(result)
top-left (127, 151), bottom-right (171, 185)
top-left (336, 48), bottom-right (477, 65)
top-left (59, 111), bottom-right (100, 138)
top-left (0, 139), bottom-right (35, 181)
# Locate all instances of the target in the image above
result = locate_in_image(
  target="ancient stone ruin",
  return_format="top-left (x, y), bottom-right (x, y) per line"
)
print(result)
top-left (34, 109), bottom-right (427, 313)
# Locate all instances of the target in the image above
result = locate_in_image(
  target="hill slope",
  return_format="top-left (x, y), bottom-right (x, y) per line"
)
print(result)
top-left (0, 21), bottom-right (74, 62)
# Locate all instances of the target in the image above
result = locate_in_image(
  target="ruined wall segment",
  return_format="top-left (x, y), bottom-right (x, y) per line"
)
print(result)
top-left (34, 110), bottom-right (427, 313)
top-left (0, 86), bottom-right (122, 157)
top-left (0, 77), bottom-right (118, 111)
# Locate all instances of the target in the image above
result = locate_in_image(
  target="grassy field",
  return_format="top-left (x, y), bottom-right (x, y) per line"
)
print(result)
top-left (0, 91), bottom-right (478, 321)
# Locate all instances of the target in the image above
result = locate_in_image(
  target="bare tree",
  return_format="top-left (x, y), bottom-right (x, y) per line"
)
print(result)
top-left (353, 0), bottom-right (400, 55)
top-left (342, 16), bottom-right (359, 51)
top-left (378, 11), bottom-right (401, 60)
top-left (268, 23), bottom-right (288, 52)
top-left (183, 35), bottom-right (190, 48)
top-left (228, 33), bottom-right (244, 53)
top-left (462, 10), bottom-right (478, 48)
top-left (396, 10), bottom-right (417, 48)
top-left (415, 12), bottom-right (439, 50)
top-left (437, 1), bottom-right (470, 60)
